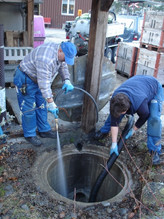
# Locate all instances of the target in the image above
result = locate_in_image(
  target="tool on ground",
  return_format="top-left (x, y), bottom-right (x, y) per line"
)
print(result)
top-left (55, 118), bottom-right (58, 132)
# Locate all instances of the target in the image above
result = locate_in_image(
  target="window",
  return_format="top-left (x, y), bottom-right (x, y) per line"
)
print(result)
top-left (62, 0), bottom-right (75, 15)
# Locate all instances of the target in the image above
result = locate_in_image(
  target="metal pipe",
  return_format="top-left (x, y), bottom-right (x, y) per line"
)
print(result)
top-left (0, 24), bottom-right (6, 123)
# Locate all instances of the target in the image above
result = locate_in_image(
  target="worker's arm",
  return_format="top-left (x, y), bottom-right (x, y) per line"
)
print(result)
top-left (110, 114), bottom-right (124, 156)
top-left (135, 99), bottom-right (150, 128)
top-left (111, 126), bottom-right (119, 143)
top-left (126, 99), bottom-right (149, 140)
top-left (110, 126), bottom-right (119, 156)
top-left (58, 62), bottom-right (74, 93)
top-left (46, 98), bottom-right (53, 103)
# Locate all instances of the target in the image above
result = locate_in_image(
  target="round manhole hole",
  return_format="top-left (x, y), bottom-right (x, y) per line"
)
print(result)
top-left (33, 145), bottom-right (132, 207)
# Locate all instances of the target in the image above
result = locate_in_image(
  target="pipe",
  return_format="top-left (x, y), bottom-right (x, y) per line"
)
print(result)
top-left (0, 24), bottom-right (6, 124)
top-left (54, 86), bottom-right (99, 122)
top-left (89, 115), bottom-right (134, 202)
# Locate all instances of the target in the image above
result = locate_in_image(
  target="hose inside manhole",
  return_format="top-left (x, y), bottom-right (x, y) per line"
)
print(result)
top-left (54, 86), bottom-right (99, 122)
top-left (33, 144), bottom-right (133, 206)
top-left (89, 115), bottom-right (134, 202)
top-left (33, 91), bottom-right (134, 206)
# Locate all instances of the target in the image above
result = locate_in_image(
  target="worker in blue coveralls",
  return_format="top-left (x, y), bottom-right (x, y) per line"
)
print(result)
top-left (13, 42), bottom-right (77, 147)
top-left (94, 75), bottom-right (163, 165)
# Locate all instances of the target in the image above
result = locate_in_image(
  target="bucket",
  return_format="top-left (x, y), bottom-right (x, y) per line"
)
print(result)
top-left (34, 15), bottom-right (46, 48)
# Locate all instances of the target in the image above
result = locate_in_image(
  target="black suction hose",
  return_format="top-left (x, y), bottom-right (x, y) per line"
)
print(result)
top-left (89, 115), bottom-right (134, 202)
top-left (54, 86), bottom-right (99, 122)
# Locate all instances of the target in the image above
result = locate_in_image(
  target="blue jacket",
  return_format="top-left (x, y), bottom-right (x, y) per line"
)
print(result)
top-left (111, 75), bottom-right (159, 128)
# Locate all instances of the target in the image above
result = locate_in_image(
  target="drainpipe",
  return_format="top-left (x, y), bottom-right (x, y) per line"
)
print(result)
top-left (0, 24), bottom-right (6, 125)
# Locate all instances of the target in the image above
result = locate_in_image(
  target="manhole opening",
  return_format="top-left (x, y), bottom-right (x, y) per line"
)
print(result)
top-left (47, 153), bottom-right (125, 203)
top-left (76, 192), bottom-right (86, 201)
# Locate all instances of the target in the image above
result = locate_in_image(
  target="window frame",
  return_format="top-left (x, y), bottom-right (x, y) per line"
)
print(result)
top-left (61, 0), bottom-right (75, 16)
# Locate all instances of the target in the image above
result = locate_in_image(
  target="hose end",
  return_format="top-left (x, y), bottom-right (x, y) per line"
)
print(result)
top-left (55, 119), bottom-right (58, 131)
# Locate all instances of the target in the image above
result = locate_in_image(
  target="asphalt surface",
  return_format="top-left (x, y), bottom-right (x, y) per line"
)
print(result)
top-left (44, 28), bottom-right (67, 44)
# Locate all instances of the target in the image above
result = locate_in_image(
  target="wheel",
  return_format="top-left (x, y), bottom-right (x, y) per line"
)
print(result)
top-left (104, 48), bottom-right (112, 62)
top-left (105, 46), bottom-right (117, 64)
top-left (111, 46), bottom-right (118, 64)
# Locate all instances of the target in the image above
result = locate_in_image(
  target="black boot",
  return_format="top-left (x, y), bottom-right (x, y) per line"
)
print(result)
top-left (25, 136), bottom-right (42, 146)
top-left (39, 130), bottom-right (57, 139)
top-left (94, 130), bottom-right (108, 140)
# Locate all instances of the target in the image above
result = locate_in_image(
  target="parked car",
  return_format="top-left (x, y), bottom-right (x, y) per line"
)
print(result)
top-left (117, 15), bottom-right (143, 42)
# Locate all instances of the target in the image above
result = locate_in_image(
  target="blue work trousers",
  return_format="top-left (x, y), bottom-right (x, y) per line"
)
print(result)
top-left (147, 82), bottom-right (163, 154)
top-left (14, 67), bottom-right (51, 137)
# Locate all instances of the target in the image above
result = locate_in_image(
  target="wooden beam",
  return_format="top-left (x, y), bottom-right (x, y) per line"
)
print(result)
top-left (27, 0), bottom-right (34, 47)
top-left (5, 31), bottom-right (14, 47)
top-left (101, 0), bottom-right (114, 12)
top-left (0, 0), bottom-right (26, 2)
top-left (81, 0), bottom-right (109, 133)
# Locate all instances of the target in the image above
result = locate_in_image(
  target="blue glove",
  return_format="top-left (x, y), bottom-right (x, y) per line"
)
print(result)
top-left (125, 128), bottom-right (135, 140)
top-left (110, 143), bottom-right (119, 156)
top-left (62, 79), bottom-right (74, 94)
top-left (0, 126), bottom-right (3, 136)
top-left (47, 102), bottom-right (59, 118)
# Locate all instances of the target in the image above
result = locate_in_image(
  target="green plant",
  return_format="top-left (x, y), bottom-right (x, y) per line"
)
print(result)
top-left (0, 185), bottom-right (5, 197)
top-left (0, 166), bottom-right (4, 175)
top-left (70, 137), bottom-right (74, 143)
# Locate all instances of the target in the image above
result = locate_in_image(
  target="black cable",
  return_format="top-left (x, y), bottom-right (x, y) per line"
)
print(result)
top-left (54, 86), bottom-right (99, 122)
top-left (89, 115), bottom-right (134, 202)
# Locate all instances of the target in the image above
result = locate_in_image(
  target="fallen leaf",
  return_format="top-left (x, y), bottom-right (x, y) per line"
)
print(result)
top-left (59, 211), bottom-right (65, 218)
top-left (9, 177), bottom-right (18, 181)
top-left (0, 177), bottom-right (4, 182)
top-left (128, 212), bottom-right (135, 219)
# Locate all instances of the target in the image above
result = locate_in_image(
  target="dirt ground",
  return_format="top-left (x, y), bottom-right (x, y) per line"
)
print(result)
top-left (0, 72), bottom-right (164, 219)
top-left (0, 101), bottom-right (164, 219)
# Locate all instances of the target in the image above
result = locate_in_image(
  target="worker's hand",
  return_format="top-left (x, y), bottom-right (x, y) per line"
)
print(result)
top-left (125, 128), bottom-right (135, 140)
top-left (62, 79), bottom-right (74, 94)
top-left (110, 142), bottom-right (119, 156)
top-left (47, 102), bottom-right (59, 118)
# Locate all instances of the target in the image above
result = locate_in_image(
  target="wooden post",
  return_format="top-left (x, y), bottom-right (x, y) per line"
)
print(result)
top-left (27, 0), bottom-right (34, 47)
top-left (81, 0), bottom-right (114, 133)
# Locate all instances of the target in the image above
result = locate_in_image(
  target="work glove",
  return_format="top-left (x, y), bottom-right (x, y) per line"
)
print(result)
top-left (110, 142), bottom-right (119, 156)
top-left (62, 79), bottom-right (74, 94)
top-left (125, 128), bottom-right (135, 140)
top-left (0, 126), bottom-right (3, 136)
top-left (47, 102), bottom-right (59, 118)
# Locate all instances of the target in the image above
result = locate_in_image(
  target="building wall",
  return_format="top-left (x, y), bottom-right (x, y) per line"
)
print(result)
top-left (40, 0), bottom-right (92, 28)
top-left (0, 3), bottom-right (24, 31)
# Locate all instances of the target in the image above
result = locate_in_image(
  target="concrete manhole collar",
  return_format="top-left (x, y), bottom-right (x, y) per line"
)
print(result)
top-left (32, 144), bottom-right (132, 207)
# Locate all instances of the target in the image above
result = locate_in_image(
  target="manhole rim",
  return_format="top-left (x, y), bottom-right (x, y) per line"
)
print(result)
top-left (32, 144), bottom-right (133, 207)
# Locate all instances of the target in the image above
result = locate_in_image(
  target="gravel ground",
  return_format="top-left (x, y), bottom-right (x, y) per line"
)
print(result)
top-left (0, 111), bottom-right (163, 218)
top-left (1, 29), bottom-right (163, 218)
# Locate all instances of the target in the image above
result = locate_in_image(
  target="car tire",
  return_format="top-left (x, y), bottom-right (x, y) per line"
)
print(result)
top-left (111, 46), bottom-right (117, 64)
top-left (105, 46), bottom-right (117, 64)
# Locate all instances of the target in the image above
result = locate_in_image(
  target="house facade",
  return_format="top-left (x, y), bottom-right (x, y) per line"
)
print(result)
top-left (40, 0), bottom-right (92, 28)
